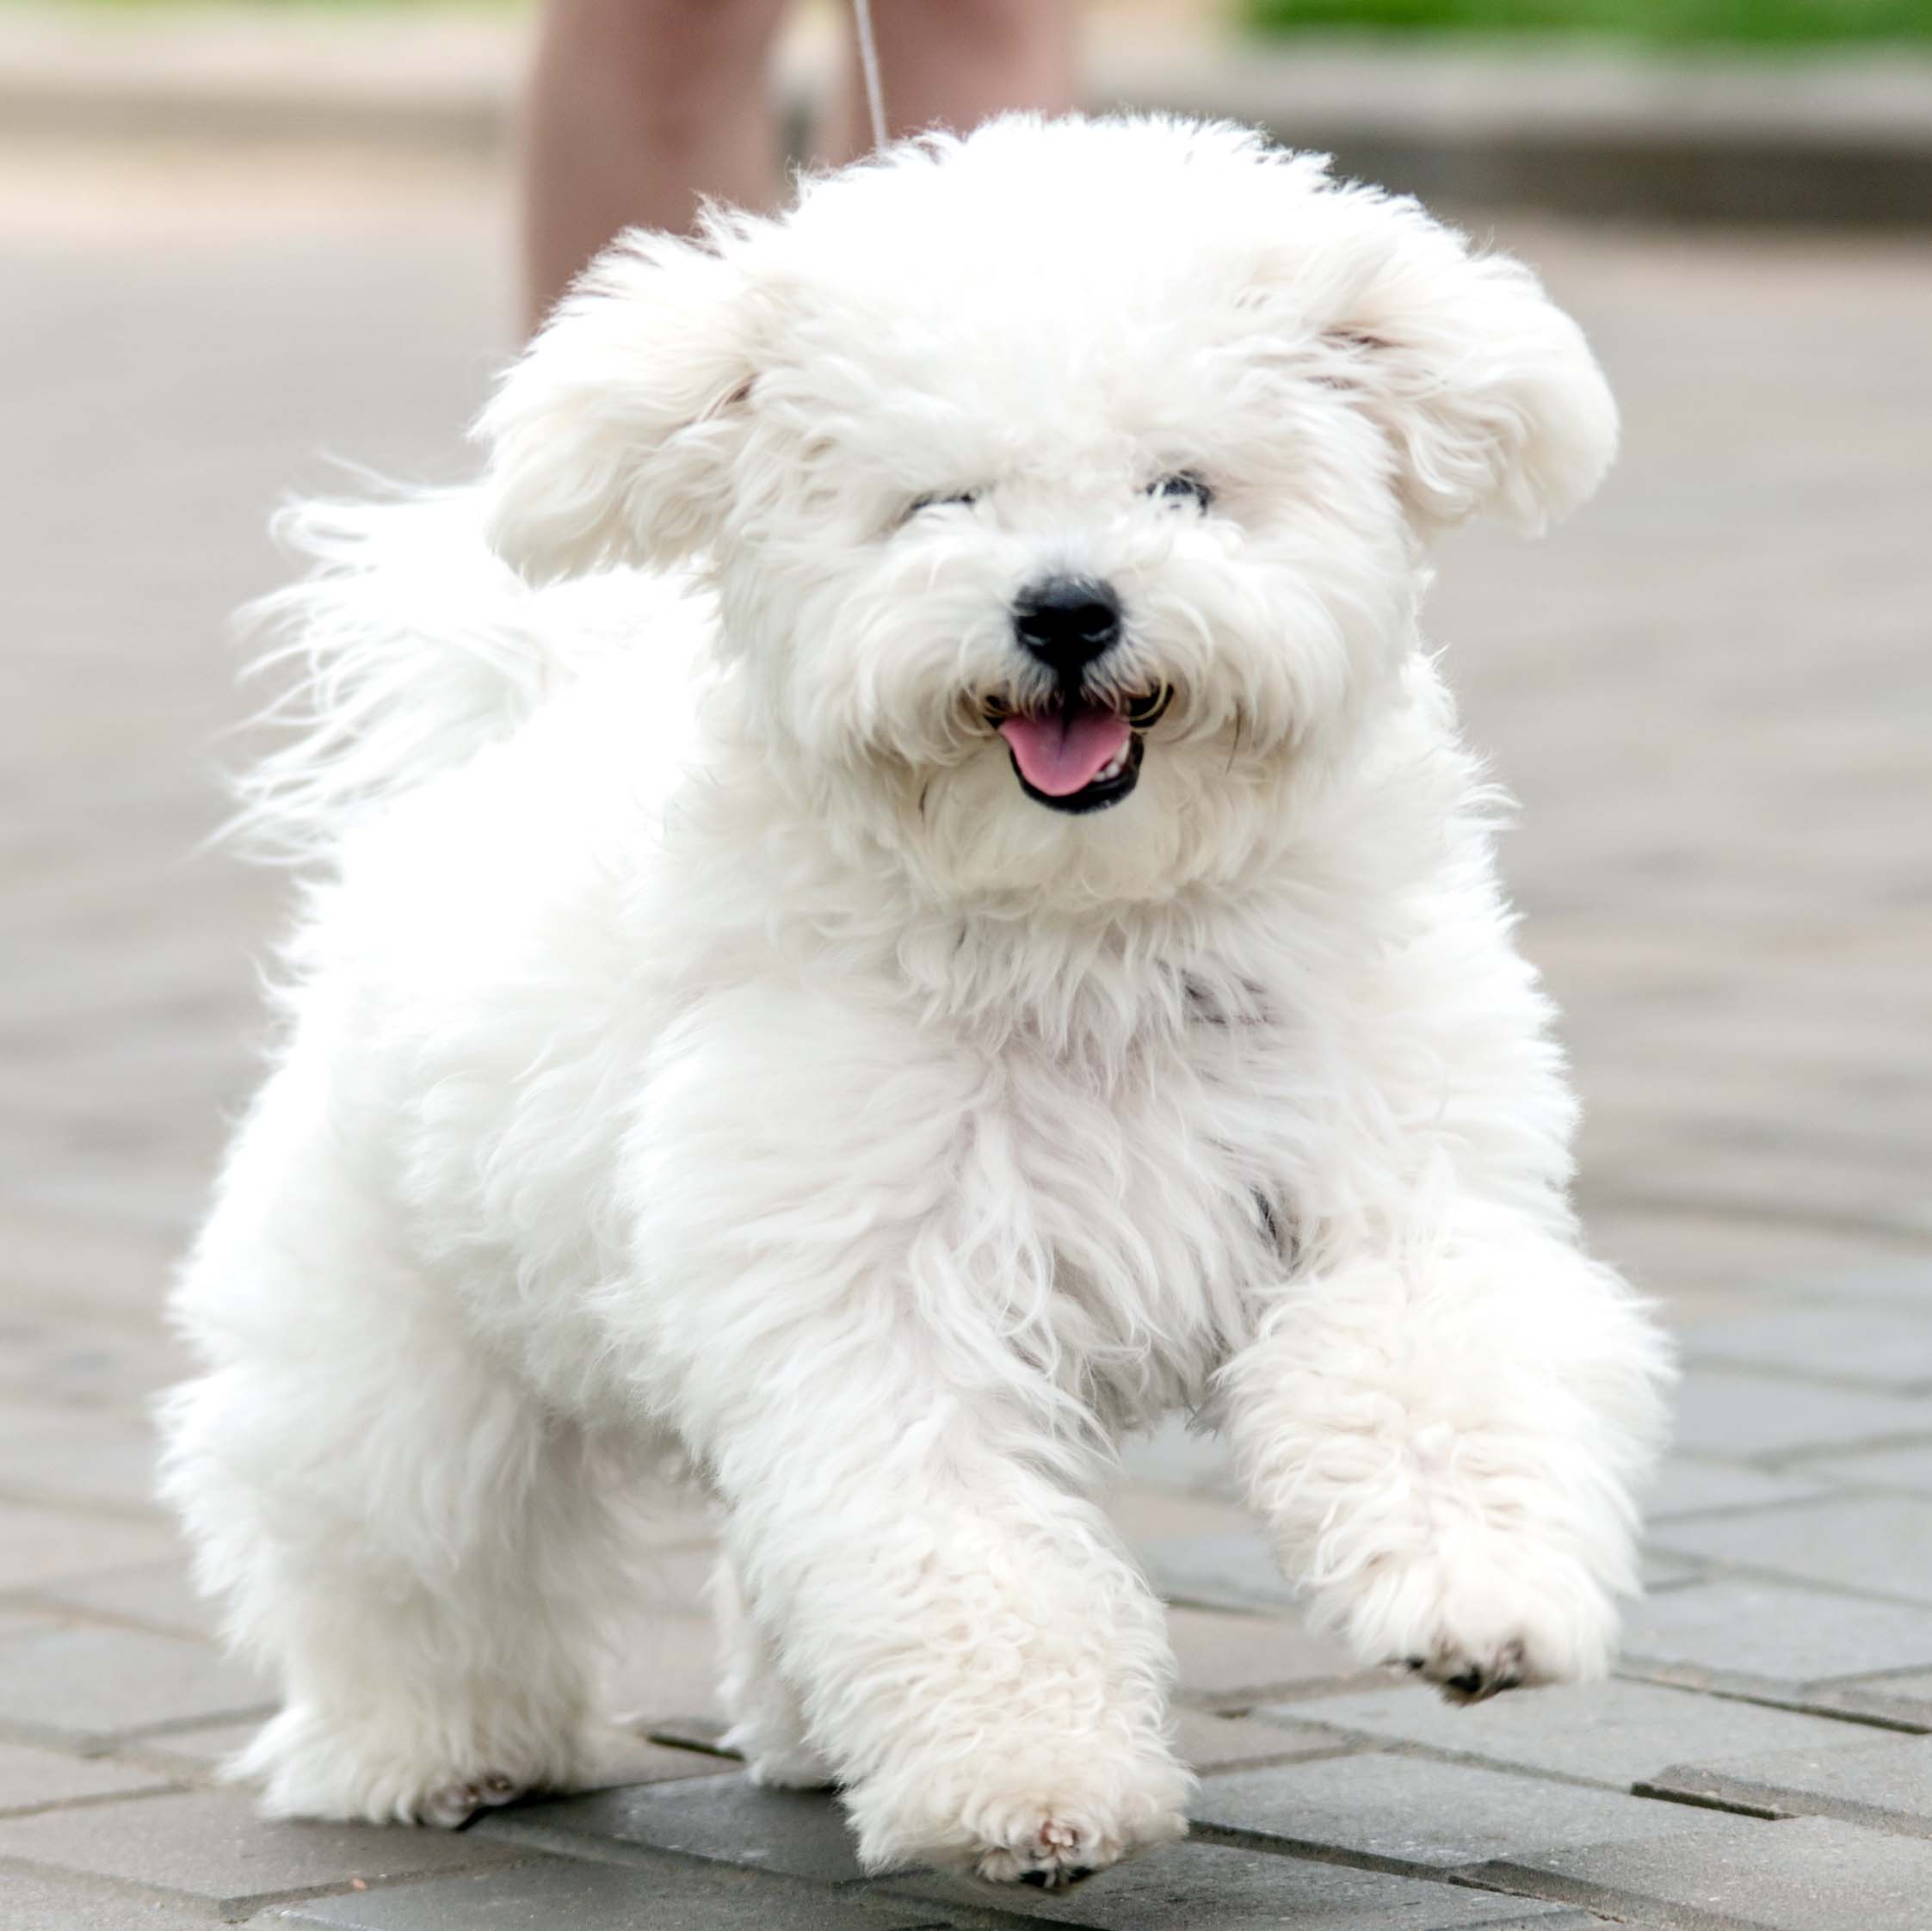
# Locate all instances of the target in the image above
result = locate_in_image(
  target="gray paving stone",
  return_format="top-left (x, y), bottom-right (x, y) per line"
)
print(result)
top-left (476, 1774), bottom-right (867, 1883)
top-left (1114, 1485), bottom-right (1262, 1545)
top-left (1164, 1605), bottom-right (1369, 1705)
top-left (0, 1605), bottom-right (65, 1640)
top-left (0, 1787), bottom-right (521, 1916)
top-left (34, 1554), bottom-right (220, 1642)
top-left (1137, 1533), bottom-right (1294, 1613)
top-left (1174, 1709), bottom-right (1348, 1772)
top-left (1801, 1266), bottom-right (1932, 1311)
top-left (0, 1318), bottom-right (193, 1416)
top-left (1, 1215), bottom-right (181, 1327)
top-left (1682, 1305), bottom-right (1932, 1395)
top-left (608, 1720), bottom-right (1342, 1815)
top-left (1268, 1678), bottom-right (1878, 1788)
top-left (1644, 1457), bottom-right (1830, 1522)
top-left (1639, 1549), bottom-right (1711, 1592)
top-left (0, 1867), bottom-right (214, 1931)
top-left (1669, 1371), bottom-right (1932, 1463)
top-left (1788, 1441), bottom-right (1932, 1495)
top-left (275, 1852), bottom-right (960, 1930)
top-left (0, 1739), bottom-right (175, 1814)
top-left (1619, 1578), bottom-right (1932, 1687)
top-left (1119, 1417), bottom-right (1239, 1497)
top-left (1654, 1496), bottom-right (1932, 1606)
top-left (1802, 1671), bottom-right (1932, 1730)
top-left (0, 1496), bottom-right (180, 1595)
top-left (1642, 1733), bottom-right (1932, 1835)
top-left (1193, 1749), bottom-right (1718, 1869)
top-left (639, 1715), bottom-right (734, 1757)
top-left (893, 1840), bottom-right (1586, 1929)
top-left (143, 1718), bottom-right (727, 1785)
top-left (0, 1405), bottom-right (166, 1516)
top-left (1837, 1669), bottom-right (1932, 1703)
top-left (1472, 1812), bottom-right (1932, 1931)
top-left (125, 1716), bottom-right (263, 1768)
top-left (579, 1732), bottom-right (753, 1790)
top-left (0, 1625), bottom-right (271, 1745)
top-left (485, 1775), bottom-right (1581, 1926)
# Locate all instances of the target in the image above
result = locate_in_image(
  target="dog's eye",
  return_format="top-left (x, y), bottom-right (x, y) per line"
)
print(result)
top-left (1148, 473), bottom-right (1213, 512)
top-left (903, 490), bottom-right (979, 523)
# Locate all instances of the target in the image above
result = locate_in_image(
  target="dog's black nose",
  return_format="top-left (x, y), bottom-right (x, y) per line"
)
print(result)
top-left (1013, 577), bottom-right (1121, 678)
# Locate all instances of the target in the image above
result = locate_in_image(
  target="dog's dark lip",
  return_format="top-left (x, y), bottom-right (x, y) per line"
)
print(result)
top-left (983, 683), bottom-right (1170, 730)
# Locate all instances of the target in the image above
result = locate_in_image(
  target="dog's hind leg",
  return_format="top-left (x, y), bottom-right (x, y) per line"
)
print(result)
top-left (161, 1062), bottom-right (627, 1827)
top-left (713, 1553), bottom-right (835, 1790)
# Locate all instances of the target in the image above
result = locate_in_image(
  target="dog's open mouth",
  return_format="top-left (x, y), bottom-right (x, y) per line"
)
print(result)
top-left (987, 688), bottom-right (1170, 815)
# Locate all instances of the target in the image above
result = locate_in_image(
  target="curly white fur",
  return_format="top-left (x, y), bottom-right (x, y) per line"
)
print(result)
top-left (163, 115), bottom-right (1671, 1888)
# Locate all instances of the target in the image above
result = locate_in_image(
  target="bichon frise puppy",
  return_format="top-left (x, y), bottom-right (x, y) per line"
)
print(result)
top-left (164, 114), bottom-right (1671, 1889)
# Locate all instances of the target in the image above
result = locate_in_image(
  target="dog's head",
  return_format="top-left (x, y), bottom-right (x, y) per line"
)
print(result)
top-left (480, 116), bottom-right (1614, 905)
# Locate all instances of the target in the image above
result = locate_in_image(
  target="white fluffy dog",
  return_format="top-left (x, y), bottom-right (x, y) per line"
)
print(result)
top-left (164, 114), bottom-right (1671, 1889)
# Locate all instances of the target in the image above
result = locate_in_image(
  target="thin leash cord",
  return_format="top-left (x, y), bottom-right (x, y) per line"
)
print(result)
top-left (851, 0), bottom-right (889, 151)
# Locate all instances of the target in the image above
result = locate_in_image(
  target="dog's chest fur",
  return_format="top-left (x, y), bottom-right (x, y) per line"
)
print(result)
top-left (913, 959), bottom-right (1304, 1424)
top-left (338, 721), bottom-right (1361, 1436)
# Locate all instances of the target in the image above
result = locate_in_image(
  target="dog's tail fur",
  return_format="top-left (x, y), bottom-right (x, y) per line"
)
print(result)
top-left (230, 489), bottom-right (552, 864)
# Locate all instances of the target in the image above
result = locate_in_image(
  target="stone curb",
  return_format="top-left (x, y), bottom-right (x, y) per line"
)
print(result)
top-left (7, 8), bottom-right (1932, 223)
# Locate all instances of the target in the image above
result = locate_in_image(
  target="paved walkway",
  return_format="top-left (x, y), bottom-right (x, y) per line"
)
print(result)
top-left (3, 141), bottom-right (1931, 1929)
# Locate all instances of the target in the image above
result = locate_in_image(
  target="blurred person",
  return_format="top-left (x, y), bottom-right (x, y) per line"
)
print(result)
top-left (522, 0), bottom-right (1079, 326)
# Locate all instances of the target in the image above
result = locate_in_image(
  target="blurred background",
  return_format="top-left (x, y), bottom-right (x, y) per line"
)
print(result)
top-left (2, 0), bottom-right (1931, 1918)
top-left (11, 0), bottom-right (1928, 1347)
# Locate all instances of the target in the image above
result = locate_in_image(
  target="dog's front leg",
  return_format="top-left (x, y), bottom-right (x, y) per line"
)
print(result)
top-left (618, 992), bottom-right (1188, 1887)
top-left (1223, 1204), bottom-right (1670, 1700)
top-left (714, 1430), bottom-right (1188, 1885)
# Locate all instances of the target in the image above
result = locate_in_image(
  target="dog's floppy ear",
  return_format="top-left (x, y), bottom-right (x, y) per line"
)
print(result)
top-left (1315, 197), bottom-right (1618, 537)
top-left (478, 229), bottom-right (760, 582)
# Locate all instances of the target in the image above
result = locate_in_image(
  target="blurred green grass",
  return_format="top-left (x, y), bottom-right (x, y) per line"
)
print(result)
top-left (1250, 0), bottom-right (1932, 40)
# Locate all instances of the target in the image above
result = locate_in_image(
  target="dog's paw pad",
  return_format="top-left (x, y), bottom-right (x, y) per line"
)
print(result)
top-left (417, 1774), bottom-right (524, 1829)
top-left (1402, 1636), bottom-right (1528, 1706)
top-left (974, 1817), bottom-right (1104, 1889)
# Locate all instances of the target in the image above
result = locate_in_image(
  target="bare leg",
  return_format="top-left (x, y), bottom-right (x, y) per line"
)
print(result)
top-left (834, 0), bottom-right (1079, 158)
top-left (522, 0), bottom-right (1080, 324)
top-left (521, 0), bottom-right (789, 328)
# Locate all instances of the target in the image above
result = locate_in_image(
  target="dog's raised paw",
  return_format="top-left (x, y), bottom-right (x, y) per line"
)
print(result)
top-left (1403, 1635), bottom-right (1528, 1706)
top-left (1330, 1542), bottom-right (1618, 1708)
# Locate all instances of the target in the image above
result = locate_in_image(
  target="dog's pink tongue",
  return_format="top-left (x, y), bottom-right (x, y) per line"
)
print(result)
top-left (998, 703), bottom-right (1131, 797)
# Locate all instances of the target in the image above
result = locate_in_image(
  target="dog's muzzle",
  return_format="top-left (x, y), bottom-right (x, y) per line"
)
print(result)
top-left (993, 576), bottom-right (1167, 813)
